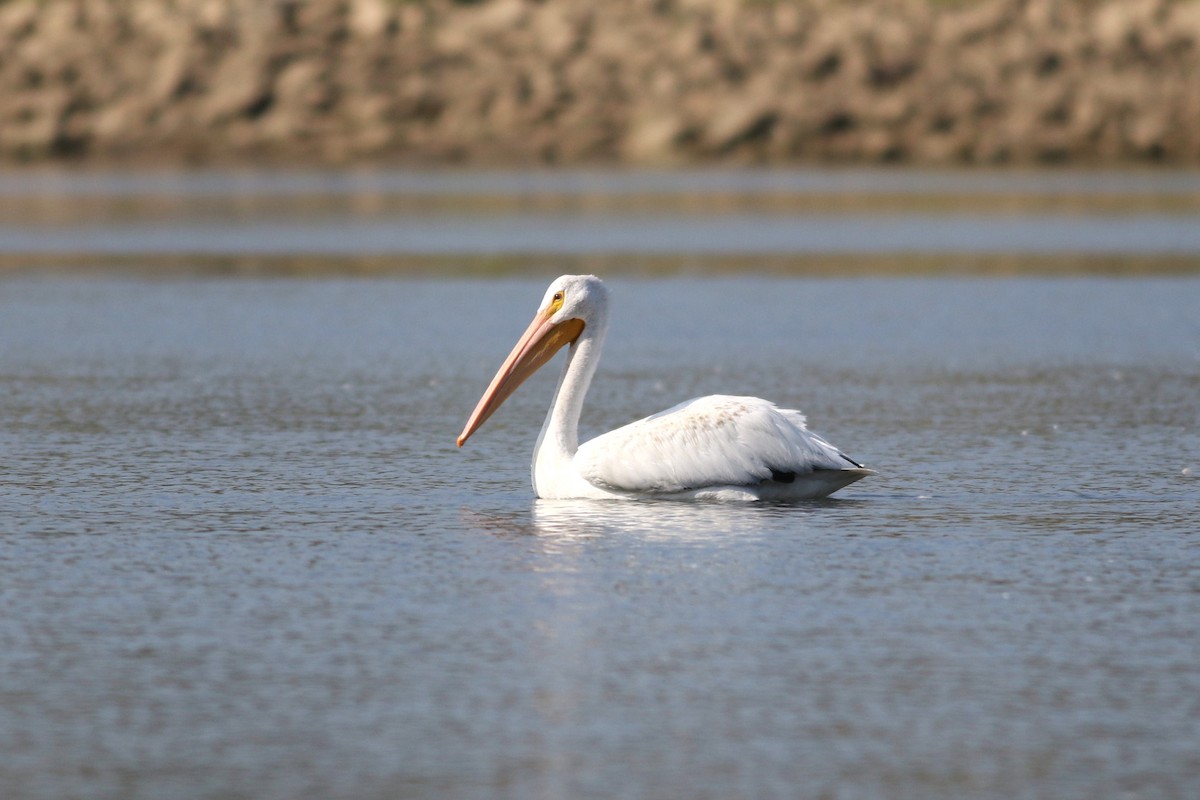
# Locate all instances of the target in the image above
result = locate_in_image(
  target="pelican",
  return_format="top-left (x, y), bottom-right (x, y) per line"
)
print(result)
top-left (457, 275), bottom-right (872, 501)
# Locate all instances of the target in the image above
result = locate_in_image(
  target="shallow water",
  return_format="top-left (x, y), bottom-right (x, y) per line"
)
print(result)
top-left (3, 168), bottom-right (1200, 262)
top-left (2, 271), bottom-right (1198, 800)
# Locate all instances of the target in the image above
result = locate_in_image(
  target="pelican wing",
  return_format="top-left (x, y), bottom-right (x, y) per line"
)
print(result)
top-left (575, 395), bottom-right (861, 494)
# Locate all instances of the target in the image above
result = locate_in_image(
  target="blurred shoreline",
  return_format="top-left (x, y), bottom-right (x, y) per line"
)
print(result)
top-left (2, 0), bottom-right (1199, 168)
top-left (3, 166), bottom-right (1198, 277)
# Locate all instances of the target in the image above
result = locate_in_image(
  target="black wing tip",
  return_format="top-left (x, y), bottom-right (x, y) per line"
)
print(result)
top-left (768, 461), bottom-right (870, 484)
top-left (839, 453), bottom-right (865, 469)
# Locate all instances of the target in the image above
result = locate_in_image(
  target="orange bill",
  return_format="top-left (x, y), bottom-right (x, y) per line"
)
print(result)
top-left (457, 311), bottom-right (585, 447)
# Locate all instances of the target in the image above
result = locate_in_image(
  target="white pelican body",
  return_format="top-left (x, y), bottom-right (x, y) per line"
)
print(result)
top-left (457, 275), bottom-right (872, 501)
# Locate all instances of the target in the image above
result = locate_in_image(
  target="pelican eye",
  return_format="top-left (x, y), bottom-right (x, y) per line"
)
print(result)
top-left (553, 291), bottom-right (564, 302)
top-left (548, 290), bottom-right (565, 313)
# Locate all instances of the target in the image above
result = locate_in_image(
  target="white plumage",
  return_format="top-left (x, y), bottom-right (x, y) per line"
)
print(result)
top-left (457, 275), bottom-right (871, 501)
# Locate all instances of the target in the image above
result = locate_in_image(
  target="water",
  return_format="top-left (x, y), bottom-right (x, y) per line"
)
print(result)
top-left (2, 170), bottom-right (1200, 800)
top-left (3, 168), bottom-right (1200, 262)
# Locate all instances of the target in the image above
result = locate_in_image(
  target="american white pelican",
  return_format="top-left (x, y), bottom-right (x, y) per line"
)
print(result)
top-left (457, 275), bottom-right (872, 501)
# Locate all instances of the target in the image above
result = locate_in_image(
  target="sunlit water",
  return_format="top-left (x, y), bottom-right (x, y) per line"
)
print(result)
top-left (2, 170), bottom-right (1199, 800)
top-left (2, 272), bottom-right (1198, 800)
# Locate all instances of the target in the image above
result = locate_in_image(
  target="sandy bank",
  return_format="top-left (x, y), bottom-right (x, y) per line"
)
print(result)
top-left (1, 0), bottom-right (1198, 166)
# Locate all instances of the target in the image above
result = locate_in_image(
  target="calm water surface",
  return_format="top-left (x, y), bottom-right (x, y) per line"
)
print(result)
top-left (3, 168), bottom-right (1200, 259)
top-left (2, 272), bottom-right (1198, 800)
top-left (2, 169), bottom-right (1200, 799)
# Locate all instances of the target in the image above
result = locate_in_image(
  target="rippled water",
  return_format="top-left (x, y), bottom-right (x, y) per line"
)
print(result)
top-left (2, 169), bottom-right (1200, 799)
top-left (2, 271), bottom-right (1198, 800)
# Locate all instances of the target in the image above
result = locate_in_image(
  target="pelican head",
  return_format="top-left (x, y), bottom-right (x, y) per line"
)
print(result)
top-left (457, 275), bottom-right (608, 447)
